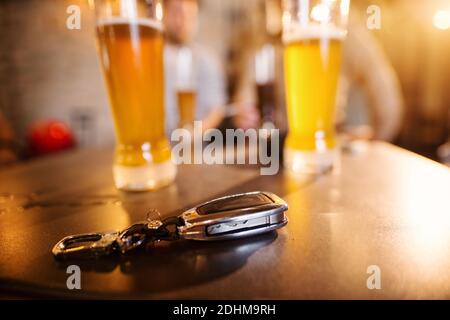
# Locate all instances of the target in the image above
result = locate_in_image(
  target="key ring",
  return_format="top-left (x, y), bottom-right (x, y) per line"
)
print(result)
top-left (52, 231), bottom-right (120, 260)
top-left (154, 216), bottom-right (184, 241)
top-left (115, 222), bottom-right (154, 254)
top-left (52, 215), bottom-right (185, 260)
top-left (52, 191), bottom-right (288, 260)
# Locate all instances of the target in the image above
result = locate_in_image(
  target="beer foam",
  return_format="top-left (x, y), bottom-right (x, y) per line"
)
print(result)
top-left (97, 17), bottom-right (163, 31)
top-left (283, 23), bottom-right (347, 44)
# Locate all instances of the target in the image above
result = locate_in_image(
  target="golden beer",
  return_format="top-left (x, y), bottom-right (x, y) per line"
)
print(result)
top-left (284, 37), bottom-right (343, 151)
top-left (96, 18), bottom-right (176, 190)
top-left (282, 27), bottom-right (345, 173)
top-left (282, 0), bottom-right (349, 174)
top-left (177, 90), bottom-right (197, 128)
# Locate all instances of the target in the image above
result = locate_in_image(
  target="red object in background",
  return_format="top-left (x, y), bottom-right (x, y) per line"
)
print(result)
top-left (27, 120), bottom-right (75, 155)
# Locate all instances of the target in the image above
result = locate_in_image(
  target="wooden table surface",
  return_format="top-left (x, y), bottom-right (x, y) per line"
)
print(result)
top-left (0, 141), bottom-right (449, 299)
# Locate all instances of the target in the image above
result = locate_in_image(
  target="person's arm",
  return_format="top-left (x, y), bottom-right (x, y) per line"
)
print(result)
top-left (201, 106), bottom-right (226, 131)
top-left (231, 49), bottom-right (261, 130)
top-left (342, 16), bottom-right (404, 142)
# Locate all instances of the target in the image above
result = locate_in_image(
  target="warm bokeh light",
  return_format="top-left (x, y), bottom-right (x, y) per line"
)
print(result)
top-left (340, 0), bottom-right (350, 17)
top-left (433, 10), bottom-right (450, 30)
top-left (311, 3), bottom-right (331, 23)
top-left (156, 2), bottom-right (163, 21)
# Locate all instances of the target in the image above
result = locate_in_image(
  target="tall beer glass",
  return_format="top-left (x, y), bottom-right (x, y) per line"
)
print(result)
top-left (175, 46), bottom-right (197, 129)
top-left (282, 0), bottom-right (350, 174)
top-left (93, 0), bottom-right (176, 191)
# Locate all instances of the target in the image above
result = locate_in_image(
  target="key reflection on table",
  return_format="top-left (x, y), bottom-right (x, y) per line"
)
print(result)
top-left (54, 232), bottom-right (277, 296)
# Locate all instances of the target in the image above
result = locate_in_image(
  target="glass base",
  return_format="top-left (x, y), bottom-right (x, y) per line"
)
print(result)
top-left (283, 147), bottom-right (337, 175)
top-left (113, 160), bottom-right (177, 191)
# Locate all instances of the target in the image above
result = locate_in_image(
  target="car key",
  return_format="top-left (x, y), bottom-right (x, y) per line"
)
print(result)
top-left (52, 191), bottom-right (288, 260)
top-left (178, 191), bottom-right (288, 241)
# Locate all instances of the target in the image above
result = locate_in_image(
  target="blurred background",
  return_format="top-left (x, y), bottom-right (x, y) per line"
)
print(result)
top-left (0, 0), bottom-right (449, 165)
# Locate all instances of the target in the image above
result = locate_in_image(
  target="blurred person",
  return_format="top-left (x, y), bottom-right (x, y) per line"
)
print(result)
top-left (0, 111), bottom-right (18, 166)
top-left (163, 0), bottom-right (226, 134)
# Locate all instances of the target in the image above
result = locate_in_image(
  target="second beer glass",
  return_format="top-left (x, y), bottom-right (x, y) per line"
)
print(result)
top-left (94, 0), bottom-right (176, 191)
top-left (282, 0), bottom-right (350, 174)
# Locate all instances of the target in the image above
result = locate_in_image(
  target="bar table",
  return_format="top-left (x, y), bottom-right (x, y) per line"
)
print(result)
top-left (0, 142), bottom-right (449, 299)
